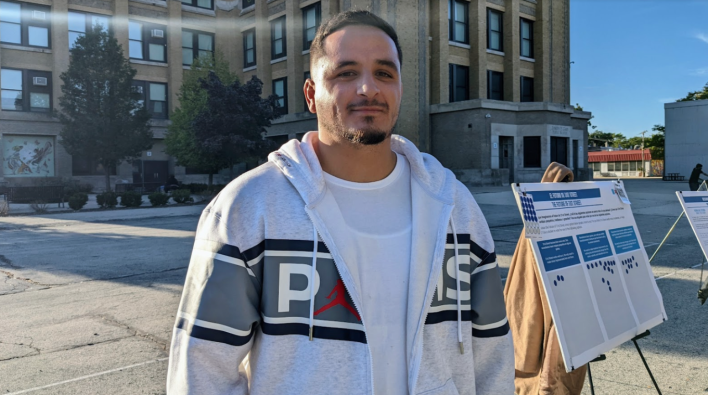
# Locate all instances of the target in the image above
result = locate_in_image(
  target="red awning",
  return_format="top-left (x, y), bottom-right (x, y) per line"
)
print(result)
top-left (588, 150), bottom-right (651, 163)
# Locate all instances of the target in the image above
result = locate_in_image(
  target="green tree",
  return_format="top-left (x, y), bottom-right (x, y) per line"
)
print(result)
top-left (574, 103), bottom-right (597, 130)
top-left (164, 52), bottom-right (237, 186)
top-left (589, 131), bottom-right (628, 148)
top-left (190, 72), bottom-right (279, 185)
top-left (648, 124), bottom-right (665, 160)
top-left (677, 82), bottom-right (708, 102)
top-left (57, 24), bottom-right (152, 192)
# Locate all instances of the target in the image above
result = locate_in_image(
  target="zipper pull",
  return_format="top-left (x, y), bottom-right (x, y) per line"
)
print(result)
top-left (309, 326), bottom-right (314, 341)
top-left (459, 342), bottom-right (464, 354)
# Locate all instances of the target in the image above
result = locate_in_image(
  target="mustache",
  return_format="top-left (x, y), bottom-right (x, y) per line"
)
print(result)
top-left (347, 100), bottom-right (388, 111)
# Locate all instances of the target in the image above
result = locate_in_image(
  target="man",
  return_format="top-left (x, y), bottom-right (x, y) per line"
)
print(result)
top-left (167, 10), bottom-right (513, 394)
top-left (689, 163), bottom-right (708, 191)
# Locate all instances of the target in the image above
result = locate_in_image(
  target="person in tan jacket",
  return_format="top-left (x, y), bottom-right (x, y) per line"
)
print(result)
top-left (504, 162), bottom-right (587, 395)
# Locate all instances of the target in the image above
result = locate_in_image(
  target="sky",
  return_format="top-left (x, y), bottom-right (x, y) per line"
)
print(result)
top-left (570, 0), bottom-right (708, 138)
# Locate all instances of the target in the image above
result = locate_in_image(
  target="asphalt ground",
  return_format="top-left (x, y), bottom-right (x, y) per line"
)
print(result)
top-left (0, 178), bottom-right (705, 394)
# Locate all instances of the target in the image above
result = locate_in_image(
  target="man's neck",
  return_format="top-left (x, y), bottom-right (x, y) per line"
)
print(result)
top-left (314, 131), bottom-right (397, 183)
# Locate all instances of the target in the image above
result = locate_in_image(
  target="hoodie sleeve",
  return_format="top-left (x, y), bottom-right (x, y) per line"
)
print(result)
top-left (167, 208), bottom-right (262, 394)
top-left (467, 205), bottom-right (516, 394)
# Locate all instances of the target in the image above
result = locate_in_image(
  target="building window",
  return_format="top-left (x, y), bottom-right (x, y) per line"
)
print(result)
top-left (272, 77), bottom-right (287, 115)
top-left (304, 71), bottom-right (310, 112)
top-left (0, 1), bottom-right (50, 48)
top-left (520, 18), bottom-right (533, 58)
top-left (607, 162), bottom-right (615, 172)
top-left (132, 81), bottom-right (168, 119)
top-left (1, 68), bottom-right (51, 112)
top-left (129, 20), bottom-right (167, 63)
top-left (302, 3), bottom-right (321, 50)
top-left (448, 64), bottom-right (469, 102)
top-left (523, 136), bottom-right (541, 168)
top-left (487, 70), bottom-right (503, 100)
top-left (521, 76), bottom-right (534, 102)
top-left (243, 28), bottom-right (256, 68)
top-left (271, 16), bottom-right (286, 60)
top-left (72, 157), bottom-right (115, 176)
top-left (180, 0), bottom-right (213, 10)
top-left (182, 30), bottom-right (214, 66)
top-left (68, 12), bottom-right (109, 49)
top-left (551, 137), bottom-right (568, 166)
top-left (448, 0), bottom-right (469, 44)
top-left (242, 0), bottom-right (255, 8)
top-left (487, 8), bottom-right (503, 52)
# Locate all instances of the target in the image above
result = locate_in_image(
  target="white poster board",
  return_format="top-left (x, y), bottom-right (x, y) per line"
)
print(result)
top-left (512, 181), bottom-right (667, 371)
top-left (676, 191), bottom-right (708, 260)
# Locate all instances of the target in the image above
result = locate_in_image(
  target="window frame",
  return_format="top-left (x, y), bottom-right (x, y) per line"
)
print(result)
top-left (487, 70), bottom-right (504, 100)
top-left (487, 8), bottom-right (503, 52)
top-left (302, 2), bottom-right (321, 51)
top-left (181, 29), bottom-right (214, 66)
top-left (179, 0), bottom-right (214, 10)
top-left (0, 1), bottom-right (51, 49)
top-left (242, 0), bottom-right (255, 8)
top-left (523, 136), bottom-right (541, 168)
top-left (520, 17), bottom-right (534, 58)
top-left (520, 76), bottom-right (534, 102)
top-left (243, 28), bottom-right (256, 68)
top-left (132, 80), bottom-right (168, 119)
top-left (272, 77), bottom-right (288, 115)
top-left (68, 11), bottom-right (110, 50)
top-left (270, 15), bottom-right (287, 60)
top-left (448, 63), bottom-right (469, 103)
top-left (128, 20), bottom-right (167, 63)
top-left (1, 67), bottom-right (52, 112)
top-left (448, 0), bottom-right (469, 45)
top-left (72, 157), bottom-right (116, 176)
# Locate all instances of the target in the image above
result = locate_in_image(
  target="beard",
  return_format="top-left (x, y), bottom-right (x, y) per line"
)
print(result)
top-left (321, 101), bottom-right (398, 146)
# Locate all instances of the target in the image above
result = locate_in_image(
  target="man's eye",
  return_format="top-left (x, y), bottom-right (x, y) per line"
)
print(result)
top-left (338, 71), bottom-right (355, 77)
top-left (378, 72), bottom-right (393, 78)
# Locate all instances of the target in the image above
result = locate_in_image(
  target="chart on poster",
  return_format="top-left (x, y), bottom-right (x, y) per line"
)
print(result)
top-left (512, 181), bottom-right (667, 372)
top-left (677, 191), bottom-right (708, 260)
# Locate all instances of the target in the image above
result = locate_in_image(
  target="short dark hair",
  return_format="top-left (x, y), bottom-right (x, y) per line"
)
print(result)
top-left (309, 10), bottom-right (402, 73)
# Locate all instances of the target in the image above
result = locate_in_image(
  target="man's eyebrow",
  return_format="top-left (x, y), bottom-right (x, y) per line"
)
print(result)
top-left (331, 59), bottom-right (399, 71)
top-left (375, 59), bottom-right (399, 71)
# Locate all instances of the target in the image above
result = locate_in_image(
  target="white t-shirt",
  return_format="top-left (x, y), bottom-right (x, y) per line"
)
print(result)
top-left (323, 153), bottom-right (412, 395)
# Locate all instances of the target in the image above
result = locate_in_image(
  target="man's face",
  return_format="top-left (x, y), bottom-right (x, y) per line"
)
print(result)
top-left (307, 25), bottom-right (402, 146)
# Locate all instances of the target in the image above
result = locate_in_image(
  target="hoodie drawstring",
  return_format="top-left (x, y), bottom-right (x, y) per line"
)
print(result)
top-left (450, 217), bottom-right (464, 354)
top-left (309, 225), bottom-right (318, 341)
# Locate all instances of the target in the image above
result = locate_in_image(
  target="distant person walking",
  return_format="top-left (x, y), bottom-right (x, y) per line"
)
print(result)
top-left (689, 164), bottom-right (708, 191)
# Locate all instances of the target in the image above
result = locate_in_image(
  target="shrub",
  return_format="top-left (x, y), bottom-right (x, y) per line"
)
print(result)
top-left (119, 191), bottom-right (143, 207)
top-left (171, 189), bottom-right (194, 204)
top-left (68, 193), bottom-right (89, 211)
top-left (96, 192), bottom-right (118, 208)
top-left (30, 200), bottom-right (49, 213)
top-left (148, 192), bottom-right (170, 206)
top-left (184, 183), bottom-right (208, 194)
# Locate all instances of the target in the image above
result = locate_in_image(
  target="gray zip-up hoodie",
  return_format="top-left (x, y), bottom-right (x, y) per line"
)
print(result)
top-left (167, 132), bottom-right (514, 394)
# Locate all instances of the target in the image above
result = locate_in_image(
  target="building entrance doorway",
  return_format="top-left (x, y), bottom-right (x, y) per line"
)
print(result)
top-left (500, 136), bottom-right (514, 183)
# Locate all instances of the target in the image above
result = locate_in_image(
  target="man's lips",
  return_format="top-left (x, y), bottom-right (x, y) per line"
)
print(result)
top-left (350, 106), bottom-right (385, 113)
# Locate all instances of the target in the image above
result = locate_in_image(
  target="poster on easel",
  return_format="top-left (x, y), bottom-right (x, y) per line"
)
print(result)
top-left (676, 191), bottom-right (708, 260)
top-left (512, 181), bottom-right (667, 372)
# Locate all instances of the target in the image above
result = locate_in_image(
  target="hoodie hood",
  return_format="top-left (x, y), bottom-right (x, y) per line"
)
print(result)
top-left (541, 161), bottom-right (574, 183)
top-left (268, 132), bottom-right (455, 207)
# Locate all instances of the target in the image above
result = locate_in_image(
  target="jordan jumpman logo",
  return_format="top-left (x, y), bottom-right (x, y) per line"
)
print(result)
top-left (313, 279), bottom-right (360, 321)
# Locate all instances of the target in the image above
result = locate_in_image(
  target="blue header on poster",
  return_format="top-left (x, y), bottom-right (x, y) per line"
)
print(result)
top-left (528, 188), bottom-right (602, 202)
top-left (538, 236), bottom-right (581, 272)
top-left (576, 231), bottom-right (613, 261)
top-left (609, 226), bottom-right (640, 254)
top-left (681, 196), bottom-right (708, 203)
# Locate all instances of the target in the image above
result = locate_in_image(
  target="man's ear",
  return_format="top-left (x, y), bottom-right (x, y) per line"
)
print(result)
top-left (304, 78), bottom-right (316, 114)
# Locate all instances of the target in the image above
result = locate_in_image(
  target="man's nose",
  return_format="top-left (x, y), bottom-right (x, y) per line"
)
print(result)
top-left (357, 72), bottom-right (380, 98)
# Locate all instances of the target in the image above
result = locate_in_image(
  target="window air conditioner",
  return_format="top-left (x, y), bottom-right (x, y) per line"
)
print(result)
top-left (33, 77), bottom-right (48, 86)
top-left (32, 10), bottom-right (46, 20)
top-left (151, 29), bottom-right (164, 38)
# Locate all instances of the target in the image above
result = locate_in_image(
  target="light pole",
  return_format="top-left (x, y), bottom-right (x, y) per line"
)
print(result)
top-left (640, 130), bottom-right (647, 177)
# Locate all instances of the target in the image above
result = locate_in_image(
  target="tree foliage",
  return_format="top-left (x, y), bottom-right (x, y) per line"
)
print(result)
top-left (677, 82), bottom-right (708, 102)
top-left (190, 72), bottom-right (280, 183)
top-left (164, 52), bottom-right (238, 185)
top-left (57, 24), bottom-right (152, 192)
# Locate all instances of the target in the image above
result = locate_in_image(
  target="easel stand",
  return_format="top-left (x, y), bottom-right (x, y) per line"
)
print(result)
top-left (586, 330), bottom-right (662, 395)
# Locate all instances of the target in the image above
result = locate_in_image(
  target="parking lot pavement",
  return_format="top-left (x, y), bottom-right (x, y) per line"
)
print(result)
top-left (0, 179), bottom-right (706, 394)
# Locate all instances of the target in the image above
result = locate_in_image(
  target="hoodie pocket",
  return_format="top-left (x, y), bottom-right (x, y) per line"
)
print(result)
top-left (416, 378), bottom-right (460, 395)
